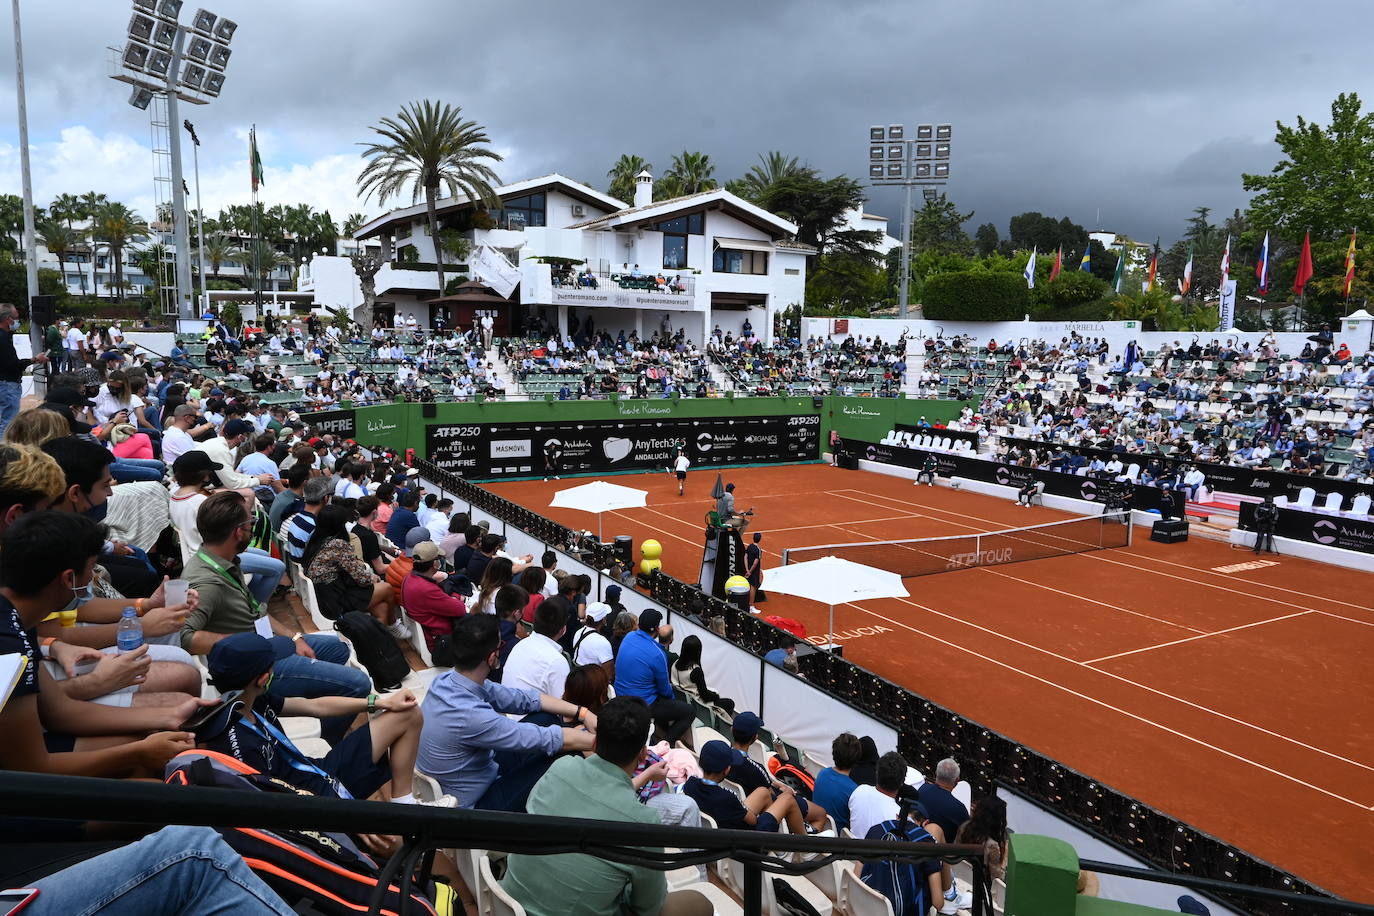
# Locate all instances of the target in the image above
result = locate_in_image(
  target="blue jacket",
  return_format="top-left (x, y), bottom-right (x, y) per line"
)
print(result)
top-left (386, 507), bottom-right (420, 544)
top-left (613, 629), bottom-right (671, 704)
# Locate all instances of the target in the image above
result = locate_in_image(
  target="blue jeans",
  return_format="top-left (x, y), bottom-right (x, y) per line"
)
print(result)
top-left (269, 634), bottom-right (371, 744)
top-left (31, 825), bottom-right (294, 915)
top-left (110, 457), bottom-right (166, 483)
top-left (0, 380), bottom-right (20, 439)
top-left (237, 546), bottom-right (285, 608)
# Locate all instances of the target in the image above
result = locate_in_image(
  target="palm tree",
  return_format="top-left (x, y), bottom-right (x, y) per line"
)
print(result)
top-left (283, 203), bottom-right (316, 264)
top-left (36, 218), bottom-right (78, 293)
top-left (662, 151), bottom-right (717, 198)
top-left (93, 203), bottom-right (149, 302)
top-left (342, 213), bottom-right (368, 238)
top-left (357, 99), bottom-right (503, 294)
top-left (197, 232), bottom-right (235, 281)
top-left (736, 151), bottom-right (812, 202)
top-left (606, 154), bottom-right (651, 204)
top-left (0, 195), bottom-right (24, 258)
top-left (49, 193), bottom-right (83, 230)
top-left (232, 239), bottom-right (293, 292)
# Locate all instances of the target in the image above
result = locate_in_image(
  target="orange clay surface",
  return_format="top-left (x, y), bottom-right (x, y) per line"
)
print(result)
top-left (488, 463), bottom-right (1374, 901)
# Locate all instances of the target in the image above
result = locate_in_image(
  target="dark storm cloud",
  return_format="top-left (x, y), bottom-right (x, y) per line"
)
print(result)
top-left (2, 0), bottom-right (1365, 243)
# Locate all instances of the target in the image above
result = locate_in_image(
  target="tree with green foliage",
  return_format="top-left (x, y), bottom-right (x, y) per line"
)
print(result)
top-left (1007, 212), bottom-right (1088, 257)
top-left (93, 203), bottom-right (149, 302)
top-left (752, 172), bottom-right (875, 259)
top-left (606, 154), bottom-right (651, 204)
top-left (358, 99), bottom-right (503, 297)
top-left (734, 151), bottom-right (811, 203)
top-left (1037, 271), bottom-right (1110, 315)
top-left (922, 269), bottom-right (1027, 321)
top-left (908, 194), bottom-right (973, 257)
top-left (974, 222), bottom-right (1000, 256)
top-left (805, 249), bottom-right (887, 316)
top-left (660, 151), bottom-right (717, 198)
top-left (36, 218), bottom-right (78, 290)
top-left (342, 213), bottom-right (368, 238)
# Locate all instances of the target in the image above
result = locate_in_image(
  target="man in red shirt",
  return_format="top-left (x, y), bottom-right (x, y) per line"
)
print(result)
top-left (401, 541), bottom-right (465, 650)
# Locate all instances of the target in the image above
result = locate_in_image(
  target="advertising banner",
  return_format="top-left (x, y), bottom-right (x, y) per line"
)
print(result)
top-left (1239, 501), bottom-right (1374, 555)
top-left (427, 414), bottom-right (821, 478)
top-left (303, 408), bottom-right (357, 441)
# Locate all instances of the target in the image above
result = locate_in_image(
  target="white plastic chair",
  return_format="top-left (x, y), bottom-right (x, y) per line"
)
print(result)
top-left (1322, 491), bottom-right (1343, 513)
top-left (479, 856), bottom-right (525, 916)
top-left (1296, 486), bottom-right (1318, 508)
top-left (839, 867), bottom-right (894, 916)
top-left (1350, 493), bottom-right (1372, 517)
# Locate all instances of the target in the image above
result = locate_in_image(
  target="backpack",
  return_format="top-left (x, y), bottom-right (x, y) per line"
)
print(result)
top-left (767, 755), bottom-right (814, 800)
top-left (166, 750), bottom-right (437, 916)
top-left (334, 610), bottom-right (410, 690)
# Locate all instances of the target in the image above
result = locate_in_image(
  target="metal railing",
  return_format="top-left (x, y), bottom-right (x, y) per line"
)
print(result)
top-left (0, 771), bottom-right (988, 916)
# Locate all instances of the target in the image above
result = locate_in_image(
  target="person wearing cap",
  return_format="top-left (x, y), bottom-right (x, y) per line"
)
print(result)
top-left (417, 613), bottom-right (597, 810)
top-left (384, 487), bottom-right (422, 544)
top-left (602, 582), bottom-right (625, 616)
top-left (401, 540), bottom-right (466, 651)
top-left (682, 740), bottom-right (805, 835)
top-left (1177, 895), bottom-right (1211, 915)
top-left (182, 491), bottom-right (370, 745)
top-left (612, 608), bottom-right (693, 746)
top-left (572, 601), bottom-right (614, 674)
top-left (385, 526), bottom-right (431, 592)
top-left (726, 711), bottom-right (829, 831)
top-left (199, 632), bottom-right (451, 806)
top-left (189, 418), bottom-right (275, 491)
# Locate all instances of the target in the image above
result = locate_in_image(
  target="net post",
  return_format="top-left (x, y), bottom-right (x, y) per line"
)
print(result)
top-left (1125, 511), bottom-right (1134, 547)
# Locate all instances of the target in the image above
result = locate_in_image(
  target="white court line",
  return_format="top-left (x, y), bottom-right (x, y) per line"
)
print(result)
top-left (836, 487), bottom-right (1370, 617)
top-left (819, 517), bottom-right (1374, 781)
top-left (589, 489), bottom-right (1374, 805)
top-left (1081, 612), bottom-right (1314, 664)
top-left (827, 592), bottom-right (1374, 811)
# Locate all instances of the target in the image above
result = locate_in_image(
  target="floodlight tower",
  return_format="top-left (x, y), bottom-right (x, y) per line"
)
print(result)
top-left (112, 1), bottom-right (237, 324)
top-left (866, 123), bottom-right (952, 319)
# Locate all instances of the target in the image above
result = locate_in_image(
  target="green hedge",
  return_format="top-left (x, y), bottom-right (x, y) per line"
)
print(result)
top-left (921, 270), bottom-right (1028, 320)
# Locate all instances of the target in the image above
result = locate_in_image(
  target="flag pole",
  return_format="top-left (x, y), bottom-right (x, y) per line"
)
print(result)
top-left (251, 125), bottom-right (262, 318)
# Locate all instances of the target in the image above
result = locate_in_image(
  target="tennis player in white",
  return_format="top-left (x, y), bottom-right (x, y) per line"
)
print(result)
top-left (671, 449), bottom-right (691, 496)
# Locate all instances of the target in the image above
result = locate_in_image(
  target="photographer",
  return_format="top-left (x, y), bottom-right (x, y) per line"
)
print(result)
top-left (1253, 495), bottom-right (1280, 556)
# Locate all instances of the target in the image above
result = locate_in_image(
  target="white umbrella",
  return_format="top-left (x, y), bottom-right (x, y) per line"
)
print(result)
top-left (761, 556), bottom-right (909, 651)
top-left (549, 480), bottom-right (649, 541)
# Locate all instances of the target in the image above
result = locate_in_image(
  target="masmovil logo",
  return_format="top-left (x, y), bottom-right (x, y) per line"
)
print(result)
top-left (1312, 519), bottom-right (1339, 545)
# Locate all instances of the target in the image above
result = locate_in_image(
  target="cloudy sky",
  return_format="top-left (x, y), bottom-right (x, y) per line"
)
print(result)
top-left (0, 0), bottom-right (1364, 245)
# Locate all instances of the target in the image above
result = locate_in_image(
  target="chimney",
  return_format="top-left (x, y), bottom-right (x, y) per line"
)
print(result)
top-left (633, 169), bottom-right (654, 209)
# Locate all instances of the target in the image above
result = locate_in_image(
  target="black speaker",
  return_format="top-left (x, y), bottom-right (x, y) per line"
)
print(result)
top-left (29, 295), bottom-right (56, 327)
top-left (421, 403), bottom-right (436, 419)
top-left (812, 397), bottom-right (824, 410)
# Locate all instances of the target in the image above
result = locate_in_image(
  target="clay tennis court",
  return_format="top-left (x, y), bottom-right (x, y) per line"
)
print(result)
top-left (487, 463), bottom-right (1374, 901)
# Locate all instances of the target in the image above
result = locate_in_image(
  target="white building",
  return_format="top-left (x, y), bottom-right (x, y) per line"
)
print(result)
top-left (298, 171), bottom-right (814, 344)
top-left (841, 207), bottom-right (901, 255)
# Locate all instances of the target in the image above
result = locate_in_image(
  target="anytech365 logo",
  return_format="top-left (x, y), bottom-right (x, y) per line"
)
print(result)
top-left (1312, 519), bottom-right (1338, 545)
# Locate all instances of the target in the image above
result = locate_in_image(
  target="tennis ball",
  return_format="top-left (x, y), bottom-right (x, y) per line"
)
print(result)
top-left (641, 539), bottom-right (662, 560)
top-left (724, 575), bottom-right (750, 592)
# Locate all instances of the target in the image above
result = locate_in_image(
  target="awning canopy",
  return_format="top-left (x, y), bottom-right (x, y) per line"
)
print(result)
top-left (713, 236), bottom-right (773, 253)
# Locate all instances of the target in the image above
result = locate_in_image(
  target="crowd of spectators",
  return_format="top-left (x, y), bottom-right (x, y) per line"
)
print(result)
top-left (708, 328), bottom-right (909, 397)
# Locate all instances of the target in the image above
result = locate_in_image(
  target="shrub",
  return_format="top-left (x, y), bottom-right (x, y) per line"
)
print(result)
top-left (921, 270), bottom-right (1027, 320)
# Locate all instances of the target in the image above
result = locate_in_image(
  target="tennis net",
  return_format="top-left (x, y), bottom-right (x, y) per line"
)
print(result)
top-left (782, 512), bottom-right (1132, 578)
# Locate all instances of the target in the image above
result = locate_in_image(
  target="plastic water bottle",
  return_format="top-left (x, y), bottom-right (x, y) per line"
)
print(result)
top-left (116, 606), bottom-right (143, 654)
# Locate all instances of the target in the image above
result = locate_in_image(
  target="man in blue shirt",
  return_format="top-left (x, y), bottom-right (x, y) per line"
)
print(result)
top-left (612, 609), bottom-right (693, 746)
top-left (385, 487), bottom-right (422, 544)
top-left (915, 758), bottom-right (970, 852)
top-left (812, 732), bottom-right (862, 832)
top-left (418, 614), bottom-right (595, 810)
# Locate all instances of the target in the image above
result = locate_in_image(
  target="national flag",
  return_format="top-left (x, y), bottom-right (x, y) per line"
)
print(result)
top-left (1078, 244), bottom-right (1091, 272)
top-left (1111, 248), bottom-right (1125, 293)
top-left (1179, 244), bottom-right (1194, 295)
top-left (1294, 231), bottom-right (1313, 297)
top-left (1146, 244), bottom-right (1158, 292)
top-left (1024, 247), bottom-right (1037, 289)
top-left (1219, 233), bottom-right (1231, 286)
top-left (1255, 231), bottom-right (1270, 294)
top-left (1049, 246), bottom-right (1062, 282)
top-left (250, 127), bottom-right (265, 192)
top-left (1344, 229), bottom-right (1358, 299)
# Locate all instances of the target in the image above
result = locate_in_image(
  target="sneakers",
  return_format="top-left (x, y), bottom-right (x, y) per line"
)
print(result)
top-left (749, 606), bottom-right (761, 614)
top-left (938, 889), bottom-right (973, 914)
top-left (388, 619), bottom-right (412, 640)
top-left (421, 794), bottom-right (458, 808)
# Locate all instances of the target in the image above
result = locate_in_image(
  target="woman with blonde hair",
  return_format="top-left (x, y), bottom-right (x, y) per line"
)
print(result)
top-left (4, 408), bottom-right (71, 447)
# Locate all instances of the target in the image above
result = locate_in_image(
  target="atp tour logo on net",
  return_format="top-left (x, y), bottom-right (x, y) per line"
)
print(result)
top-left (945, 547), bottom-right (1014, 570)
